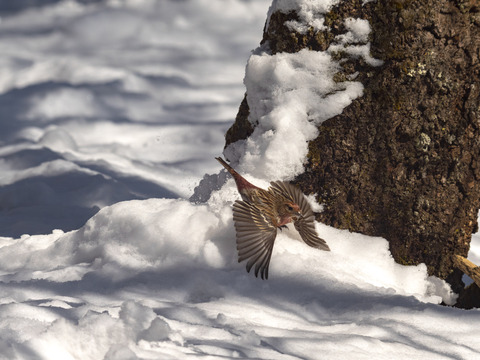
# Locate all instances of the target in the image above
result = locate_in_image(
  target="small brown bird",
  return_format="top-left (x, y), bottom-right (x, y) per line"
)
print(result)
top-left (216, 157), bottom-right (330, 279)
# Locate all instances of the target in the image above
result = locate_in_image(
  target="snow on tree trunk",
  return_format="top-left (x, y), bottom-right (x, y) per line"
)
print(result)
top-left (225, 0), bottom-right (480, 306)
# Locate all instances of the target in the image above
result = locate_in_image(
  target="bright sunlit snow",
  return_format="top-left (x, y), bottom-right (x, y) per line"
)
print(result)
top-left (1, 0), bottom-right (480, 359)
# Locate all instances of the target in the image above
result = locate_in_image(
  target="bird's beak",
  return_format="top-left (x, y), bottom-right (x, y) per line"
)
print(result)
top-left (295, 212), bottom-right (303, 219)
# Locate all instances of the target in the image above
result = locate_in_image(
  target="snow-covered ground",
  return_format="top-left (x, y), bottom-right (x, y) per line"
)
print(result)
top-left (0, 0), bottom-right (268, 237)
top-left (0, 0), bottom-right (479, 359)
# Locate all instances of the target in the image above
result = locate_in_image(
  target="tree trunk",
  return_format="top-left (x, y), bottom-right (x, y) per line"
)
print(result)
top-left (225, 0), bottom-right (480, 305)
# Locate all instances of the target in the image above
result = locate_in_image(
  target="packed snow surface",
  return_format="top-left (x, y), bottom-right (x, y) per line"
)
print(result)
top-left (0, 0), bottom-right (480, 359)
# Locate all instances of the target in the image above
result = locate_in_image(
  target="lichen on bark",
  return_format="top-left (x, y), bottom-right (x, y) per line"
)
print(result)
top-left (225, 0), bottom-right (480, 307)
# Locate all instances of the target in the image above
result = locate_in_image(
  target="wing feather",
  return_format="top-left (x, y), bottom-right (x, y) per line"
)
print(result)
top-left (233, 200), bottom-right (277, 279)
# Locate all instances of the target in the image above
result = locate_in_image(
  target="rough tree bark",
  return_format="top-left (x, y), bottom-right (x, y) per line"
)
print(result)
top-left (225, 0), bottom-right (480, 307)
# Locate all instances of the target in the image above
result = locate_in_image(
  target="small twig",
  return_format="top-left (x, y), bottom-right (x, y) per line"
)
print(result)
top-left (453, 255), bottom-right (480, 288)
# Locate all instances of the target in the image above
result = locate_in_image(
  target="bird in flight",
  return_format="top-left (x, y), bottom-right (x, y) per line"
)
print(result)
top-left (216, 157), bottom-right (330, 279)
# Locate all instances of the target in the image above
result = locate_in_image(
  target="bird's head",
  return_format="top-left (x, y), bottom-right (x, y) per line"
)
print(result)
top-left (283, 202), bottom-right (302, 219)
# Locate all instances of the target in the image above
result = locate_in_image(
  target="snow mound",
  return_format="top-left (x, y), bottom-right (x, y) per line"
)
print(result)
top-left (0, 188), bottom-right (472, 359)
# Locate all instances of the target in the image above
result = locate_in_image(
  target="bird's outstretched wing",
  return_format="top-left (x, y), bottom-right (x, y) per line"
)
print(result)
top-left (270, 181), bottom-right (330, 251)
top-left (232, 200), bottom-right (277, 279)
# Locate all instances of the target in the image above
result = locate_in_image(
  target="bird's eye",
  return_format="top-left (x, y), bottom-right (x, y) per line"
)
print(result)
top-left (287, 205), bottom-right (293, 211)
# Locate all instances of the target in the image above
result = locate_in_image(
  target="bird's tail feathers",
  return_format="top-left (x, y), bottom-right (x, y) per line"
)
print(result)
top-left (215, 157), bottom-right (238, 177)
top-left (215, 156), bottom-right (260, 196)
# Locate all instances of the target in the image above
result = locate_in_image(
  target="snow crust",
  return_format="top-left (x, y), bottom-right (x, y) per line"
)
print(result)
top-left (0, 0), bottom-right (479, 359)
top-left (266, 0), bottom-right (341, 32)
